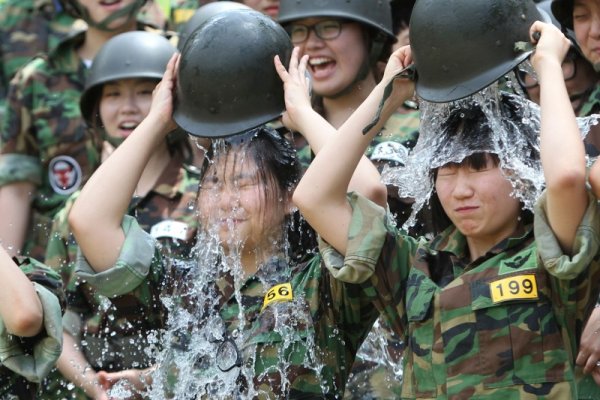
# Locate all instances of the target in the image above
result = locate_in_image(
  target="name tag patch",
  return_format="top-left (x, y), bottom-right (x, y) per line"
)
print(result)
top-left (262, 283), bottom-right (293, 311)
top-left (150, 220), bottom-right (189, 240)
top-left (490, 274), bottom-right (538, 303)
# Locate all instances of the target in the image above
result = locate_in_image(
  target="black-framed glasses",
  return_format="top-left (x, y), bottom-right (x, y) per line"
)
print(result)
top-left (216, 337), bottom-right (242, 372)
top-left (288, 20), bottom-right (343, 44)
top-left (515, 51), bottom-right (577, 89)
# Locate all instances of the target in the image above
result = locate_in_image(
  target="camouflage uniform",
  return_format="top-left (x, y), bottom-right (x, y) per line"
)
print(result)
top-left (0, 22), bottom-right (165, 262)
top-left (321, 191), bottom-right (600, 399)
top-left (0, 256), bottom-right (64, 400)
top-left (75, 215), bottom-right (380, 398)
top-left (43, 155), bottom-right (198, 398)
top-left (0, 0), bottom-right (80, 115)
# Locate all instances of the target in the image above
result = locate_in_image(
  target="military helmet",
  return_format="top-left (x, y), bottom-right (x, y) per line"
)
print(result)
top-left (551, 0), bottom-right (573, 29)
top-left (178, 1), bottom-right (251, 51)
top-left (278, 0), bottom-right (394, 40)
top-left (80, 31), bottom-right (176, 125)
top-left (173, 9), bottom-right (293, 138)
top-left (410, 0), bottom-right (547, 102)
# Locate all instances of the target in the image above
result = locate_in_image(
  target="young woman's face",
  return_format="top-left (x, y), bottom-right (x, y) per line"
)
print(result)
top-left (197, 150), bottom-right (288, 253)
top-left (77, 0), bottom-right (139, 29)
top-left (99, 78), bottom-right (155, 139)
top-left (242, 0), bottom-right (279, 18)
top-left (435, 155), bottom-right (521, 241)
top-left (293, 18), bottom-right (369, 98)
top-left (573, 0), bottom-right (600, 67)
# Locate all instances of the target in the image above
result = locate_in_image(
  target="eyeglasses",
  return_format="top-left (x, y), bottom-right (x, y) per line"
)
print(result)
top-left (215, 337), bottom-right (242, 372)
top-left (515, 51), bottom-right (577, 89)
top-left (288, 20), bottom-right (343, 44)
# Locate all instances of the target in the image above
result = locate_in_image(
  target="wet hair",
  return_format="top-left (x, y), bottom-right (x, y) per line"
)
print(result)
top-left (427, 99), bottom-right (536, 235)
top-left (198, 126), bottom-right (316, 261)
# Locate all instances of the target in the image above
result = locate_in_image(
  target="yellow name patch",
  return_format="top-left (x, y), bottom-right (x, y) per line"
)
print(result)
top-left (489, 274), bottom-right (538, 303)
top-left (262, 283), bottom-right (293, 311)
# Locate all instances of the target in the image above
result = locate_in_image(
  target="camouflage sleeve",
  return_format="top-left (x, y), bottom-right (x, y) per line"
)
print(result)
top-left (319, 192), bottom-right (389, 283)
top-left (0, 257), bottom-right (64, 383)
top-left (75, 215), bottom-right (158, 298)
top-left (0, 58), bottom-right (44, 186)
top-left (534, 190), bottom-right (600, 279)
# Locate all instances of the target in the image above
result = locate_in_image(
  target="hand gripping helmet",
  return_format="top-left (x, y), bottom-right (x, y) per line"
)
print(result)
top-left (80, 31), bottom-right (176, 125)
top-left (410, 0), bottom-right (547, 102)
top-left (278, 0), bottom-right (395, 61)
top-left (551, 0), bottom-right (574, 29)
top-left (173, 9), bottom-right (293, 138)
top-left (178, 1), bottom-right (251, 51)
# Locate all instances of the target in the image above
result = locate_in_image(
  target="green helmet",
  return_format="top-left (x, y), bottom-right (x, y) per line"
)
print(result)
top-left (410, 0), bottom-right (546, 102)
top-left (278, 0), bottom-right (395, 62)
top-left (551, 0), bottom-right (573, 29)
top-left (178, 1), bottom-right (251, 51)
top-left (173, 9), bottom-right (293, 138)
top-left (80, 31), bottom-right (176, 125)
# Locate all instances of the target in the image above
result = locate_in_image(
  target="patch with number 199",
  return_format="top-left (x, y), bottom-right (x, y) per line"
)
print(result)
top-left (489, 274), bottom-right (538, 303)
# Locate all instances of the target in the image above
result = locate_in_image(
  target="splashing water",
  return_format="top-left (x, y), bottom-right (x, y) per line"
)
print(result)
top-left (382, 82), bottom-right (600, 229)
top-left (134, 139), bottom-right (329, 399)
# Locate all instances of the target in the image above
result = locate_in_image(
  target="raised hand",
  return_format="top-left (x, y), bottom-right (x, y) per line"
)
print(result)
top-left (274, 47), bottom-right (314, 133)
top-left (149, 53), bottom-right (180, 134)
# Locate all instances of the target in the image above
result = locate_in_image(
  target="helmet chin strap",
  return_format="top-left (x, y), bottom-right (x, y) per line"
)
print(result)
top-left (76, 0), bottom-right (143, 32)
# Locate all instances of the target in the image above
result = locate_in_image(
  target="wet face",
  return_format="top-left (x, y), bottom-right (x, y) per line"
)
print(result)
top-left (292, 18), bottom-right (369, 98)
top-left (99, 78), bottom-right (155, 139)
top-left (573, 0), bottom-right (600, 67)
top-left (435, 155), bottom-right (521, 242)
top-left (77, 0), bottom-right (139, 29)
top-left (197, 150), bottom-right (288, 253)
top-left (242, 0), bottom-right (279, 18)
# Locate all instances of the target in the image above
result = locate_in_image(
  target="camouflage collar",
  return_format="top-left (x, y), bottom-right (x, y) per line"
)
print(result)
top-left (431, 223), bottom-right (533, 260)
top-left (578, 82), bottom-right (600, 117)
top-left (152, 154), bottom-right (187, 200)
top-left (49, 29), bottom-right (86, 71)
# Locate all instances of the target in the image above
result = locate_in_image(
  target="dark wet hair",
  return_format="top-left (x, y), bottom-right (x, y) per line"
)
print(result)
top-left (199, 126), bottom-right (316, 262)
top-left (427, 96), bottom-right (536, 235)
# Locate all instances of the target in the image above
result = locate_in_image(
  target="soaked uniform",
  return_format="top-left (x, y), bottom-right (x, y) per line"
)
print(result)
top-left (0, 256), bottom-right (64, 400)
top-left (574, 83), bottom-right (600, 156)
top-left (0, 23), bottom-right (166, 262)
top-left (43, 155), bottom-right (198, 397)
top-left (0, 0), bottom-right (80, 119)
top-left (320, 191), bottom-right (600, 399)
top-left (75, 216), bottom-right (380, 398)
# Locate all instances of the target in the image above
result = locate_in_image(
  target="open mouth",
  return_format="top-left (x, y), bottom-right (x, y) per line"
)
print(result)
top-left (308, 56), bottom-right (336, 78)
top-left (118, 121), bottom-right (139, 133)
top-left (99, 0), bottom-right (123, 7)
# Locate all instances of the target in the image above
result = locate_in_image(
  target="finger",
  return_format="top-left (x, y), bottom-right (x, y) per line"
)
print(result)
top-left (274, 55), bottom-right (289, 81)
top-left (288, 46), bottom-right (300, 76)
top-left (298, 54), bottom-right (309, 85)
top-left (577, 349), bottom-right (590, 366)
top-left (529, 21), bottom-right (543, 43)
top-left (584, 357), bottom-right (599, 374)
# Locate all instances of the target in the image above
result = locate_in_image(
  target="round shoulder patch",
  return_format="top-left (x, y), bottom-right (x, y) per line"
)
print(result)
top-left (48, 155), bottom-right (83, 195)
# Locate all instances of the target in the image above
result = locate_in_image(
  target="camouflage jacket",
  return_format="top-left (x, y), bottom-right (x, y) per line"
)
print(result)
top-left (295, 108), bottom-right (419, 172)
top-left (0, 23), bottom-right (165, 261)
top-left (75, 216), bottom-right (380, 398)
top-left (0, 0), bottom-right (80, 105)
top-left (0, 256), bottom-right (64, 400)
top-left (321, 191), bottom-right (600, 399)
top-left (45, 154), bottom-right (199, 372)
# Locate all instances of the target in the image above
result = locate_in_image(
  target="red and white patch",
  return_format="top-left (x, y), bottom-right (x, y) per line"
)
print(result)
top-left (48, 155), bottom-right (82, 195)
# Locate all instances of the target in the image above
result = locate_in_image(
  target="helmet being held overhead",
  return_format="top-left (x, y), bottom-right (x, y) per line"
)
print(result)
top-left (173, 8), bottom-right (293, 138)
top-left (177, 1), bottom-right (251, 51)
top-left (80, 31), bottom-right (176, 125)
top-left (410, 0), bottom-right (547, 102)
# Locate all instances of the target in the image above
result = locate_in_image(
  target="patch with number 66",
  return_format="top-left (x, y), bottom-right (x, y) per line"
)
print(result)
top-left (489, 274), bottom-right (538, 303)
top-left (262, 283), bottom-right (293, 312)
